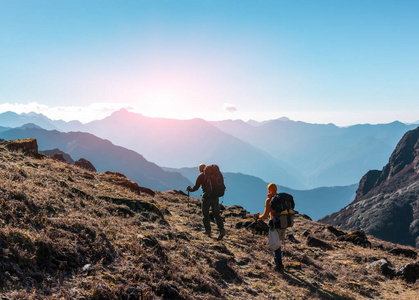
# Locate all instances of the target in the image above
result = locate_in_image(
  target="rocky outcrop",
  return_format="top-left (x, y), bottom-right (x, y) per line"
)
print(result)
top-left (53, 153), bottom-right (67, 163)
top-left (320, 126), bottom-right (419, 248)
top-left (75, 158), bottom-right (96, 172)
top-left (2, 138), bottom-right (43, 158)
top-left (338, 230), bottom-right (371, 248)
top-left (355, 126), bottom-right (419, 201)
top-left (41, 148), bottom-right (75, 164)
top-left (101, 171), bottom-right (155, 197)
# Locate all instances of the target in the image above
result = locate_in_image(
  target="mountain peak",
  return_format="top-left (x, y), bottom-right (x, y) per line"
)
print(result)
top-left (19, 123), bottom-right (43, 130)
top-left (355, 125), bottom-right (419, 200)
top-left (320, 125), bottom-right (419, 248)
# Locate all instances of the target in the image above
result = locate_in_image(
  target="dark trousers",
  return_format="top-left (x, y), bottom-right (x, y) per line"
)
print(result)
top-left (202, 197), bottom-right (224, 232)
top-left (275, 247), bottom-right (282, 264)
top-left (275, 247), bottom-right (283, 268)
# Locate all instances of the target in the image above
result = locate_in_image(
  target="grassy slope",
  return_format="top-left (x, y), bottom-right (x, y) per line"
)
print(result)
top-left (0, 145), bottom-right (418, 299)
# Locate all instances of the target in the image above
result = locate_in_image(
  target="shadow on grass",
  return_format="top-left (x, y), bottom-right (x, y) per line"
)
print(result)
top-left (281, 271), bottom-right (352, 300)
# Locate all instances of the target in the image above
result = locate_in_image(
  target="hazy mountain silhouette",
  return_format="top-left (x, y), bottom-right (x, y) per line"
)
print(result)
top-left (211, 119), bottom-right (417, 187)
top-left (165, 166), bottom-right (357, 220)
top-left (0, 111), bottom-right (84, 132)
top-left (0, 126), bottom-right (191, 191)
top-left (78, 109), bottom-right (303, 189)
top-left (1, 110), bottom-right (417, 190)
top-left (320, 126), bottom-right (419, 248)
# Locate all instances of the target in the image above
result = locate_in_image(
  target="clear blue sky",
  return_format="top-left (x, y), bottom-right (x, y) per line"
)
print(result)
top-left (1, 0), bottom-right (418, 125)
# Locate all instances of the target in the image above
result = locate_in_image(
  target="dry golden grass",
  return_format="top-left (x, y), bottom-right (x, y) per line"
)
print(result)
top-left (0, 144), bottom-right (418, 299)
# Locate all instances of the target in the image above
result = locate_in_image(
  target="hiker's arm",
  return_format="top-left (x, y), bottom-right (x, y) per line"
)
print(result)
top-left (188, 173), bottom-right (203, 192)
top-left (258, 199), bottom-right (271, 220)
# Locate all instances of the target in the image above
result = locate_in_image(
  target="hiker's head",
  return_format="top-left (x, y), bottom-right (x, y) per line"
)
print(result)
top-left (267, 183), bottom-right (277, 194)
top-left (199, 164), bottom-right (206, 172)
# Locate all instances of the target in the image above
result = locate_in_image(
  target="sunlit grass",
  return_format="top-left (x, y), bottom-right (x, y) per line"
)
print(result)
top-left (0, 142), bottom-right (418, 299)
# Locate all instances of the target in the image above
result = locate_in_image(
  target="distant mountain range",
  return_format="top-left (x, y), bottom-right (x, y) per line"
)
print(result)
top-left (0, 110), bottom-right (416, 190)
top-left (320, 125), bottom-right (419, 248)
top-left (210, 118), bottom-right (418, 188)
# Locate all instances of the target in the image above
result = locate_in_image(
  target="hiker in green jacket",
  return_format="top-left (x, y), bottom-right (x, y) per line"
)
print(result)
top-left (187, 163), bottom-right (226, 240)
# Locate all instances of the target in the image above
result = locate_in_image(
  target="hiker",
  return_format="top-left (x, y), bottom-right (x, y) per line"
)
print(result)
top-left (187, 163), bottom-right (226, 240)
top-left (255, 183), bottom-right (285, 271)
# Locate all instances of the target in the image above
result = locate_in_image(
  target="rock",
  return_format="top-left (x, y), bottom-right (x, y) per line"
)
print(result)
top-left (307, 236), bottom-right (334, 250)
top-left (102, 171), bottom-right (155, 196)
top-left (236, 219), bottom-right (268, 235)
top-left (286, 232), bottom-right (300, 243)
top-left (388, 248), bottom-right (417, 259)
top-left (75, 158), bottom-right (96, 172)
top-left (82, 264), bottom-right (93, 272)
top-left (396, 262), bottom-right (419, 283)
top-left (41, 148), bottom-right (75, 164)
top-left (224, 206), bottom-right (248, 218)
top-left (338, 230), bottom-right (371, 248)
top-left (302, 230), bottom-right (311, 237)
top-left (53, 153), bottom-right (67, 162)
top-left (367, 259), bottom-right (396, 279)
top-left (214, 259), bottom-right (242, 283)
top-left (326, 225), bottom-right (346, 237)
top-left (3, 138), bottom-right (43, 158)
top-left (356, 170), bottom-right (381, 199)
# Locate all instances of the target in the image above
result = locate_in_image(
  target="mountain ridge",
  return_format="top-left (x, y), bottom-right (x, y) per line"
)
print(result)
top-left (320, 126), bottom-right (419, 248)
top-left (2, 110), bottom-right (417, 189)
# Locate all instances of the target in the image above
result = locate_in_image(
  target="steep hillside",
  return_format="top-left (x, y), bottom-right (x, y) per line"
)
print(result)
top-left (0, 139), bottom-right (418, 299)
top-left (0, 127), bottom-right (191, 191)
top-left (320, 126), bottom-right (419, 248)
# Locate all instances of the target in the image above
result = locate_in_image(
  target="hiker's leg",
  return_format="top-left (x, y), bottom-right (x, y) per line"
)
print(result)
top-left (201, 199), bottom-right (211, 233)
top-left (210, 197), bottom-right (226, 240)
top-left (274, 247), bottom-right (283, 270)
top-left (274, 247), bottom-right (282, 264)
top-left (211, 197), bottom-right (224, 230)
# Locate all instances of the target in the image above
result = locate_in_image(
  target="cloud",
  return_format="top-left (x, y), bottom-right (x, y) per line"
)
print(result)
top-left (0, 102), bottom-right (133, 123)
top-left (223, 103), bottom-right (238, 113)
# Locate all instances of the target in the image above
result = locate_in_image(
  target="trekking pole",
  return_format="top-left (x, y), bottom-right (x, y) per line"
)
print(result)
top-left (187, 191), bottom-right (190, 223)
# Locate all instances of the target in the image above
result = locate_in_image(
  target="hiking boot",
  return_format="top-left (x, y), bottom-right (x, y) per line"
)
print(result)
top-left (217, 228), bottom-right (226, 241)
top-left (205, 230), bottom-right (212, 238)
top-left (275, 258), bottom-right (284, 272)
top-left (275, 263), bottom-right (284, 272)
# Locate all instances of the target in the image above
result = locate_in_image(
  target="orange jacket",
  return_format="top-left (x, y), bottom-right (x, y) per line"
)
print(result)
top-left (259, 193), bottom-right (275, 220)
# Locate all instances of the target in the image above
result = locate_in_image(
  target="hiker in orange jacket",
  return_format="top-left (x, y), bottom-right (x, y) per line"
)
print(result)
top-left (187, 163), bottom-right (226, 240)
top-left (255, 183), bottom-right (285, 271)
